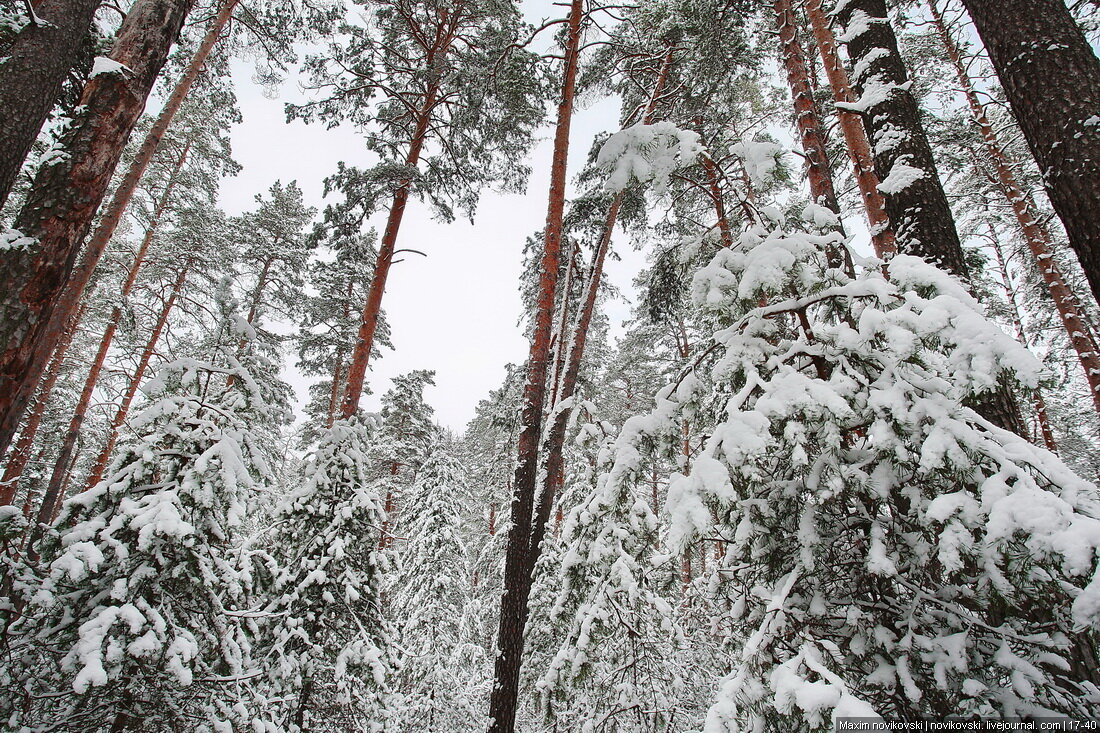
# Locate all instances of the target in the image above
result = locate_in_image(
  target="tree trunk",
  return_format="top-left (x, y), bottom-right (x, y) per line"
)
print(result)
top-left (40, 155), bottom-right (185, 525)
top-left (0, 0), bottom-right (195, 461)
top-left (990, 229), bottom-right (1059, 453)
top-left (702, 157), bottom-right (736, 249)
top-left (927, 0), bottom-right (1100, 418)
top-left (960, 0), bottom-right (1100, 308)
top-left (81, 265), bottom-right (189, 494)
top-left (774, 0), bottom-right (840, 214)
top-left (834, 0), bottom-right (1026, 436)
top-left (535, 49), bottom-right (674, 546)
top-left (487, 0), bottom-right (583, 729)
top-left (340, 13), bottom-right (460, 418)
top-left (0, 0), bottom-right (101, 208)
top-left (803, 0), bottom-right (896, 258)
top-left (57, 0), bottom-right (238, 324)
top-left (834, 0), bottom-right (961, 273)
top-left (325, 351), bottom-right (346, 429)
top-left (0, 304), bottom-right (84, 506)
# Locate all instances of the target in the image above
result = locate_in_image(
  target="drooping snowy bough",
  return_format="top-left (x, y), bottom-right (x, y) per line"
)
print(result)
top-left (3, 309), bottom-right (287, 731)
top-left (554, 141), bottom-right (1100, 730)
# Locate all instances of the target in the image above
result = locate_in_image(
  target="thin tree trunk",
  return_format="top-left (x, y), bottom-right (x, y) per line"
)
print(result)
top-left (0, 304), bottom-right (83, 506)
top-left (0, 0), bottom-right (101, 208)
top-left (325, 351), bottom-right (346, 429)
top-left (27, 261), bottom-right (187, 554)
top-left (0, 0), bottom-right (195, 461)
top-left (803, 0), bottom-right (896, 258)
top-left (990, 229), bottom-right (1059, 452)
top-left (340, 12), bottom-right (460, 418)
top-left (960, 0), bottom-right (1100, 308)
top-left (487, 0), bottom-right (583, 728)
top-left (56, 0), bottom-right (239, 337)
top-left (40, 155), bottom-right (186, 524)
top-left (534, 48), bottom-right (674, 555)
top-left (928, 0), bottom-right (1100, 417)
top-left (82, 265), bottom-right (189, 493)
top-left (774, 0), bottom-right (840, 214)
top-left (702, 156), bottom-right (736, 249)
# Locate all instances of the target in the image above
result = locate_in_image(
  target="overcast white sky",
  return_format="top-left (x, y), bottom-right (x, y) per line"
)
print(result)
top-left (216, 1), bottom-right (646, 431)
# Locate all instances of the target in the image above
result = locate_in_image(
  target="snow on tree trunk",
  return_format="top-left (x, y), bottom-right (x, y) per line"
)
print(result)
top-left (837, 0), bottom-right (967, 268)
top-left (774, 0), bottom-right (841, 216)
top-left (0, 0), bottom-right (195, 462)
top-left (803, 0), bottom-right (896, 258)
top-left (835, 0), bottom-right (1026, 437)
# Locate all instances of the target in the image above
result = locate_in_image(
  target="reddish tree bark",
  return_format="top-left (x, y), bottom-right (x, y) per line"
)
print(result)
top-left (990, 230), bottom-right (1059, 453)
top-left (960, 0), bottom-right (1100, 309)
top-left (81, 265), bottom-right (189, 493)
top-left (0, 0), bottom-right (102, 208)
top-left (0, 0), bottom-right (195, 461)
top-left (702, 156), bottom-right (736, 249)
top-left (0, 305), bottom-right (84, 506)
top-left (774, 0), bottom-right (840, 214)
top-left (340, 11), bottom-right (461, 418)
top-left (487, 0), bottom-right (583, 729)
top-left (802, 0), bottom-right (896, 258)
top-left (535, 48), bottom-right (674, 546)
top-left (927, 0), bottom-right (1100, 418)
top-left (39, 146), bottom-right (188, 522)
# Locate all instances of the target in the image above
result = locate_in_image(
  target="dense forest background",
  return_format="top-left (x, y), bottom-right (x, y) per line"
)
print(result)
top-left (2, 0), bottom-right (1100, 730)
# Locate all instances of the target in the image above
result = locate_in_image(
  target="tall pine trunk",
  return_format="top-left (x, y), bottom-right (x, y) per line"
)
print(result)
top-left (0, 0), bottom-right (101, 208)
top-left (803, 0), bottom-right (895, 257)
top-left (81, 264), bottom-right (189, 494)
top-left (340, 12), bottom-right (460, 418)
top-left (960, 0), bottom-right (1100, 308)
top-left (0, 305), bottom-right (84, 506)
top-left (834, 0), bottom-right (961, 273)
top-left (927, 0), bottom-right (1100, 417)
top-left (57, 0), bottom-right (238, 341)
top-left (835, 0), bottom-right (1025, 436)
top-left (40, 149), bottom-right (187, 523)
top-left (0, 0), bottom-right (195, 461)
top-left (487, 0), bottom-right (583, 729)
top-left (990, 234), bottom-right (1058, 452)
top-left (26, 266), bottom-right (186, 553)
top-left (535, 46), bottom-right (675, 577)
top-left (774, 0), bottom-right (840, 214)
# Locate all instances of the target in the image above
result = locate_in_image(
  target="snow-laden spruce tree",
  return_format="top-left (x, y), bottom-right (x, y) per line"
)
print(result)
top-left (539, 402), bottom-right (694, 733)
top-left (386, 447), bottom-right (485, 731)
top-left (260, 414), bottom-right (392, 732)
top-left (2, 300), bottom-right (287, 731)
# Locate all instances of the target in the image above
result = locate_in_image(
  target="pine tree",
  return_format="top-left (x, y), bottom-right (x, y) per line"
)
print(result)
top-left (0, 0), bottom-right (101, 208)
top-left (959, 0), bottom-right (1100, 307)
top-left (0, 0), bottom-right (196, 460)
top-left (290, 0), bottom-right (546, 417)
top-left (2, 296), bottom-right (286, 730)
